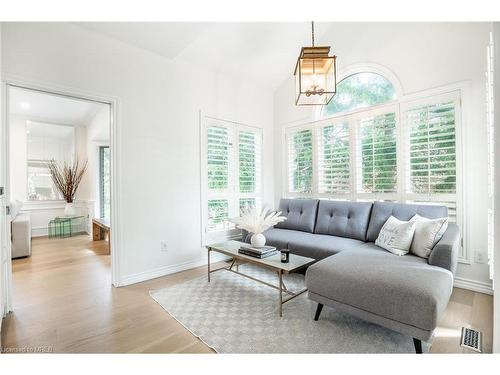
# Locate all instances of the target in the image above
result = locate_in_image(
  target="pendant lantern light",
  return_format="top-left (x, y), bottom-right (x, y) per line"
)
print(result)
top-left (294, 22), bottom-right (337, 106)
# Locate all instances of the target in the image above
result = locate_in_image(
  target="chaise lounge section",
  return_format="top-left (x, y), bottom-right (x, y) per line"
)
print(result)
top-left (245, 198), bottom-right (460, 353)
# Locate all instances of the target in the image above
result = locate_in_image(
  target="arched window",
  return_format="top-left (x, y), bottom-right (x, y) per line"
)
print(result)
top-left (322, 72), bottom-right (396, 117)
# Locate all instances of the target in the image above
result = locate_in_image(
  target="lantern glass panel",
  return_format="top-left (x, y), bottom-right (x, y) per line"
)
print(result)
top-left (295, 55), bottom-right (336, 105)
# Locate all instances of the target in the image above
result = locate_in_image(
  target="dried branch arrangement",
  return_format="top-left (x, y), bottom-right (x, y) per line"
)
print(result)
top-left (47, 158), bottom-right (88, 203)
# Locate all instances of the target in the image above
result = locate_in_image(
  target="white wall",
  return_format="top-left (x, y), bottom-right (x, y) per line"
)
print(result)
top-left (79, 106), bottom-right (110, 218)
top-left (1, 23), bottom-right (275, 285)
top-left (0, 21), bottom-right (6, 322)
top-left (274, 22), bottom-right (492, 290)
top-left (9, 115), bottom-right (26, 202)
top-left (492, 21), bottom-right (500, 354)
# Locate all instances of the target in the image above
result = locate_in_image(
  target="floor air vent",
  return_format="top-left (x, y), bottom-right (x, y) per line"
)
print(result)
top-left (460, 327), bottom-right (482, 352)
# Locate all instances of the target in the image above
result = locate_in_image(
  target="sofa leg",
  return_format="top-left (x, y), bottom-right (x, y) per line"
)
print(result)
top-left (314, 303), bottom-right (324, 321)
top-left (413, 338), bottom-right (422, 354)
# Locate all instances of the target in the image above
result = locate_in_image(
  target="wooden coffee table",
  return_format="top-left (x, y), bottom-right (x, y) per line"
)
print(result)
top-left (206, 240), bottom-right (316, 317)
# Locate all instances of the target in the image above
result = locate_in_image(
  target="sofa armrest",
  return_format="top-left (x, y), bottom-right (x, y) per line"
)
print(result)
top-left (428, 223), bottom-right (460, 274)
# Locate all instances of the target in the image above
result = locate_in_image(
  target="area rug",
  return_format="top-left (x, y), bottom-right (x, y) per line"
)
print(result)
top-left (150, 264), bottom-right (429, 353)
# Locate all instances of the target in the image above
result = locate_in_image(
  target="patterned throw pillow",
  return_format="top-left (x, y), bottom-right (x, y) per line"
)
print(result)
top-left (409, 214), bottom-right (448, 259)
top-left (375, 216), bottom-right (417, 256)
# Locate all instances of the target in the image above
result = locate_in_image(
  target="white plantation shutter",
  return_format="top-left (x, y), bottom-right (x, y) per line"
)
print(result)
top-left (207, 199), bottom-right (230, 231)
top-left (203, 118), bottom-right (263, 242)
top-left (405, 101), bottom-right (457, 196)
top-left (357, 112), bottom-right (397, 194)
top-left (207, 125), bottom-right (232, 192)
top-left (402, 97), bottom-right (461, 257)
top-left (239, 130), bottom-right (261, 194)
top-left (206, 125), bottom-right (233, 232)
top-left (317, 123), bottom-right (350, 195)
top-left (238, 130), bottom-right (262, 215)
top-left (287, 129), bottom-right (314, 193)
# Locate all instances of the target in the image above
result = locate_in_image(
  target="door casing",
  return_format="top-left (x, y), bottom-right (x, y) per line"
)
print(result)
top-left (0, 77), bottom-right (122, 316)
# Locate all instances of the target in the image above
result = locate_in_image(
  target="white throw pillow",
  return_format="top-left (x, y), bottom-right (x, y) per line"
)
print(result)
top-left (375, 216), bottom-right (416, 256)
top-left (409, 214), bottom-right (448, 259)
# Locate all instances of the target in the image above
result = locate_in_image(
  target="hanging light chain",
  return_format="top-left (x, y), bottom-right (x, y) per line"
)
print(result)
top-left (311, 21), bottom-right (315, 47)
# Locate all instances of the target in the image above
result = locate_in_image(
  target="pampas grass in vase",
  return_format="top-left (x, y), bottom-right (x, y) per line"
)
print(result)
top-left (230, 206), bottom-right (287, 247)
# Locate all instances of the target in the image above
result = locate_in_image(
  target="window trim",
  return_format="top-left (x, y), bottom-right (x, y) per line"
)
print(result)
top-left (315, 63), bottom-right (404, 121)
top-left (200, 113), bottom-right (264, 246)
top-left (283, 83), bottom-right (469, 263)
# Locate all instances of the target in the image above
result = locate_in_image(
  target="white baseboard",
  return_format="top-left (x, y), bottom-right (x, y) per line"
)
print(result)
top-left (31, 226), bottom-right (49, 238)
top-left (454, 276), bottom-right (493, 295)
top-left (117, 253), bottom-right (229, 287)
top-left (31, 225), bottom-right (88, 238)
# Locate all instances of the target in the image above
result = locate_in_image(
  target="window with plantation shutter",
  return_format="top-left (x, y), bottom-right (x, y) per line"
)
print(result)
top-left (405, 101), bottom-right (456, 196)
top-left (317, 122), bottom-right (350, 195)
top-left (239, 130), bottom-right (261, 194)
top-left (202, 117), bottom-right (262, 243)
top-left (285, 78), bottom-right (465, 261)
top-left (401, 93), bottom-right (461, 249)
top-left (357, 112), bottom-right (397, 194)
top-left (287, 129), bottom-right (313, 193)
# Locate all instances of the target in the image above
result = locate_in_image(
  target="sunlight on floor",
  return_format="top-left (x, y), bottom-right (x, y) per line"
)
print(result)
top-left (434, 327), bottom-right (462, 339)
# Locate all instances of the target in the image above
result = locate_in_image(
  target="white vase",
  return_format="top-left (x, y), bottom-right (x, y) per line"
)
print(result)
top-left (250, 233), bottom-right (266, 248)
top-left (64, 202), bottom-right (76, 216)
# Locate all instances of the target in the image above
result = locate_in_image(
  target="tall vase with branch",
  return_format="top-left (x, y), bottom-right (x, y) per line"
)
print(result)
top-left (48, 158), bottom-right (88, 216)
top-left (230, 206), bottom-right (287, 247)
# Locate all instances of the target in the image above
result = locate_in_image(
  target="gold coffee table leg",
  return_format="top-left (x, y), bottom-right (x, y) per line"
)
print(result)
top-left (207, 248), bottom-right (211, 282)
top-left (278, 270), bottom-right (283, 317)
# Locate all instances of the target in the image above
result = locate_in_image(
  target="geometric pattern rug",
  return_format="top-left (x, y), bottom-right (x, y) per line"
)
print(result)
top-left (150, 264), bottom-right (429, 353)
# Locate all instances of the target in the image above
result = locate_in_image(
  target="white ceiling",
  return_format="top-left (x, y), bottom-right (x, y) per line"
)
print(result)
top-left (75, 22), bottom-right (332, 90)
top-left (9, 86), bottom-right (108, 126)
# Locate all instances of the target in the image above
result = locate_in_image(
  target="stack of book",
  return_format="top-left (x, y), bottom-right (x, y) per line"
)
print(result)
top-left (238, 245), bottom-right (278, 259)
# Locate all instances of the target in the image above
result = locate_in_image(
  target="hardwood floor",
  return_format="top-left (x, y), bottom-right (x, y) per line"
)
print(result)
top-left (1, 235), bottom-right (213, 353)
top-left (0, 235), bottom-right (493, 353)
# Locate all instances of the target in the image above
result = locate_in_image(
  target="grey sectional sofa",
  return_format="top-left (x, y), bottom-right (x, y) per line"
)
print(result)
top-left (245, 198), bottom-right (460, 353)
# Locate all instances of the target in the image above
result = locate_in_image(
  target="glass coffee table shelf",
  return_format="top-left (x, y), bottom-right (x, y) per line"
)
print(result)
top-left (206, 240), bottom-right (316, 317)
top-left (48, 215), bottom-right (85, 239)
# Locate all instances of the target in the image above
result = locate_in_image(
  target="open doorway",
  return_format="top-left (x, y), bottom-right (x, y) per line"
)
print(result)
top-left (5, 85), bottom-right (113, 320)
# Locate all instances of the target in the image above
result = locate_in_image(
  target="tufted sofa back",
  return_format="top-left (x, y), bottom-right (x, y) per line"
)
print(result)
top-left (366, 201), bottom-right (448, 242)
top-left (275, 199), bottom-right (319, 233)
top-left (273, 199), bottom-right (448, 243)
top-left (314, 200), bottom-right (373, 241)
